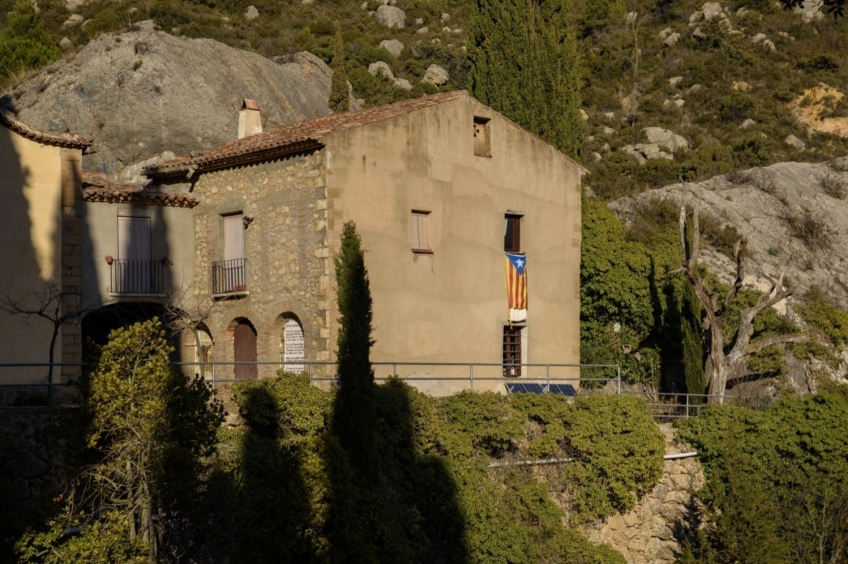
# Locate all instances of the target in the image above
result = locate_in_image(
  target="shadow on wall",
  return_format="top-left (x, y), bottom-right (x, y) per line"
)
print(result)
top-left (0, 95), bottom-right (62, 384)
top-left (186, 375), bottom-right (468, 562)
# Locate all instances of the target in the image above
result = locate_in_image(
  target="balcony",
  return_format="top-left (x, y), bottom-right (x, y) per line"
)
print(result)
top-left (110, 259), bottom-right (165, 295)
top-left (213, 258), bottom-right (247, 296)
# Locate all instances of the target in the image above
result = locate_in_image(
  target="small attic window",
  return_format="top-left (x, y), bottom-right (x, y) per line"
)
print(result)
top-left (473, 117), bottom-right (491, 157)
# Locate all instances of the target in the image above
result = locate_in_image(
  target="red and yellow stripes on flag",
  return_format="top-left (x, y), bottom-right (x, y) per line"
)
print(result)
top-left (505, 253), bottom-right (528, 310)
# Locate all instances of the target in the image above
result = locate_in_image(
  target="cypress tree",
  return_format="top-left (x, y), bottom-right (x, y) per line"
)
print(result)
top-left (468, 0), bottom-right (585, 158)
top-left (331, 221), bottom-right (378, 481)
top-left (681, 282), bottom-right (706, 401)
top-left (328, 32), bottom-right (350, 113)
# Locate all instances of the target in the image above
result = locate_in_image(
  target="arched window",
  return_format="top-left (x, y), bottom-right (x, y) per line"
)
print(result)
top-left (232, 319), bottom-right (257, 380)
top-left (280, 315), bottom-right (305, 374)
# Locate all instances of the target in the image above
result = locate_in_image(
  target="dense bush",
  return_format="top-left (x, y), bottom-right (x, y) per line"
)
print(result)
top-left (677, 384), bottom-right (848, 564)
top-left (219, 373), bottom-right (663, 562)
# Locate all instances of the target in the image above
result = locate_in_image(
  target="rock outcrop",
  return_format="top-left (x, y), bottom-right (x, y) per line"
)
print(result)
top-left (610, 159), bottom-right (848, 309)
top-left (1, 31), bottom-right (340, 174)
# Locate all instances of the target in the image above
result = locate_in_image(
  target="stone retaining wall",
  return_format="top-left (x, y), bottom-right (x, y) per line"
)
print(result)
top-left (583, 424), bottom-right (705, 563)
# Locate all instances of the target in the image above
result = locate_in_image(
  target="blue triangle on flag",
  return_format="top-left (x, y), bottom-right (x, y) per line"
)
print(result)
top-left (506, 253), bottom-right (527, 274)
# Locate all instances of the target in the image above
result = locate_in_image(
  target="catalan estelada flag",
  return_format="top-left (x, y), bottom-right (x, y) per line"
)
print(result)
top-left (505, 253), bottom-right (528, 310)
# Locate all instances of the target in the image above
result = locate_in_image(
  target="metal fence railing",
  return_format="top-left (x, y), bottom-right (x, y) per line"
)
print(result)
top-left (212, 258), bottom-right (246, 295)
top-left (110, 259), bottom-right (165, 294)
top-left (171, 361), bottom-right (620, 396)
top-left (0, 361), bottom-right (749, 415)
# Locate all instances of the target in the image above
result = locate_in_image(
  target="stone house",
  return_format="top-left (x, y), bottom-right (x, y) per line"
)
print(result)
top-left (1, 91), bottom-right (584, 397)
top-left (143, 91), bottom-right (585, 394)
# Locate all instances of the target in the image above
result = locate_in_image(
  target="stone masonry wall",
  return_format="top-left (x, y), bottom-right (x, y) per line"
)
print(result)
top-left (192, 150), bottom-right (331, 380)
top-left (583, 424), bottom-right (705, 563)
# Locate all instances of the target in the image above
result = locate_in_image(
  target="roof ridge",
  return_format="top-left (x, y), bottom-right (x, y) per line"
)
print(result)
top-left (144, 90), bottom-right (466, 176)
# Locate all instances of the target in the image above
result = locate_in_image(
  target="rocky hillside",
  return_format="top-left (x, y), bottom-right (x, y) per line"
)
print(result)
top-left (1, 28), bottom-right (340, 174)
top-left (612, 158), bottom-right (848, 308)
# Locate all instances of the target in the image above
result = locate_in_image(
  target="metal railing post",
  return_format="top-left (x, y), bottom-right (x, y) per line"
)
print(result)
top-left (393, 363), bottom-right (397, 378)
top-left (685, 394), bottom-right (690, 419)
top-left (546, 365), bottom-right (550, 394)
top-left (617, 366), bottom-right (621, 395)
top-left (469, 364), bottom-right (474, 391)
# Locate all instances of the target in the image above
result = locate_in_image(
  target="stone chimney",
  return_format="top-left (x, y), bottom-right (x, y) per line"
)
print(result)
top-left (238, 99), bottom-right (262, 139)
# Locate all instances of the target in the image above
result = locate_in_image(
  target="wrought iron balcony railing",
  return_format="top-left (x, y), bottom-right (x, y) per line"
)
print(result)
top-left (110, 259), bottom-right (165, 294)
top-left (212, 258), bottom-right (246, 295)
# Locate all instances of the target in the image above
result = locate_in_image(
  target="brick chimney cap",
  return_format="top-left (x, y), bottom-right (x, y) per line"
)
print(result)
top-left (241, 99), bottom-right (260, 111)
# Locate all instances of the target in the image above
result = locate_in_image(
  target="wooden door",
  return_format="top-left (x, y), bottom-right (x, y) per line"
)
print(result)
top-left (234, 322), bottom-right (257, 380)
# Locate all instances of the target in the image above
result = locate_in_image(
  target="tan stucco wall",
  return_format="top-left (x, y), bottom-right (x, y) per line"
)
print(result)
top-left (82, 201), bottom-right (196, 309)
top-left (323, 95), bottom-right (582, 395)
top-left (0, 126), bottom-right (63, 383)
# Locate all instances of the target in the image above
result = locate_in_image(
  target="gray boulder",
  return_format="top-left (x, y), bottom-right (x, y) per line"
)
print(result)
top-left (663, 32), bottom-right (681, 46)
top-left (133, 19), bottom-right (156, 31)
top-left (3, 31), bottom-right (338, 173)
top-left (393, 78), bottom-right (412, 91)
top-left (59, 37), bottom-right (72, 49)
top-left (376, 5), bottom-right (405, 28)
top-left (416, 26), bottom-right (428, 34)
top-left (740, 118), bottom-right (756, 129)
top-left (368, 61), bottom-right (394, 79)
top-left (379, 39), bottom-right (404, 57)
top-left (62, 14), bottom-right (84, 27)
top-left (785, 135), bottom-right (806, 150)
top-left (624, 145), bottom-right (647, 165)
top-left (701, 2), bottom-right (724, 20)
top-left (658, 27), bottom-right (673, 39)
top-left (642, 127), bottom-right (689, 152)
top-left (244, 5), bottom-right (259, 19)
top-left (422, 64), bottom-right (449, 86)
top-left (693, 27), bottom-right (707, 39)
top-left (668, 76), bottom-right (683, 87)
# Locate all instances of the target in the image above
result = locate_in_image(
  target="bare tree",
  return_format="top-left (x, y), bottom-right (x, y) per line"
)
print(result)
top-left (677, 205), bottom-right (805, 403)
top-left (1, 281), bottom-right (94, 403)
top-left (161, 283), bottom-right (216, 379)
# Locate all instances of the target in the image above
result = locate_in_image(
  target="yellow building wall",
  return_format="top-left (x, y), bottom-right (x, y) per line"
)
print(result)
top-left (324, 95), bottom-right (582, 395)
top-left (0, 125), bottom-right (64, 384)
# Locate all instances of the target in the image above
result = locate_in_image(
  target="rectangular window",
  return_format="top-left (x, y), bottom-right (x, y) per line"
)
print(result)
top-left (213, 213), bottom-right (247, 294)
top-left (503, 325), bottom-right (524, 377)
top-left (115, 216), bottom-right (153, 294)
top-left (504, 213), bottom-right (522, 252)
top-left (118, 216), bottom-right (151, 261)
top-left (223, 213), bottom-right (245, 261)
top-left (474, 117), bottom-right (491, 157)
top-left (410, 210), bottom-right (432, 253)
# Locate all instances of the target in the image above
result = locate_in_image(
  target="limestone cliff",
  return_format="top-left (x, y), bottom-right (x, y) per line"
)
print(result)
top-left (1, 30), bottom-right (340, 174)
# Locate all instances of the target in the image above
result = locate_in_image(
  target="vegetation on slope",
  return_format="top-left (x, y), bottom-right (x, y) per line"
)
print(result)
top-left (676, 383), bottom-right (848, 563)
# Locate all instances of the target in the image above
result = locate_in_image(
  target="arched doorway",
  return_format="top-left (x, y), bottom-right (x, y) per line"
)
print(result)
top-left (280, 315), bottom-right (305, 374)
top-left (233, 319), bottom-right (257, 380)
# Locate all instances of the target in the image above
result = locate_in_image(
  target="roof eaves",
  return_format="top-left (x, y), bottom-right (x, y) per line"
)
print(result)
top-left (143, 139), bottom-right (323, 179)
top-left (0, 109), bottom-right (93, 150)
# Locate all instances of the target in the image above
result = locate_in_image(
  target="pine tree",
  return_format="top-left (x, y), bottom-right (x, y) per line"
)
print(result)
top-left (331, 221), bottom-right (378, 481)
top-left (328, 32), bottom-right (350, 113)
top-left (468, 0), bottom-right (585, 158)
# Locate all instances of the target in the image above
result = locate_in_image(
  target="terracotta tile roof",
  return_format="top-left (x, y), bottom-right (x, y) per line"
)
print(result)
top-left (144, 90), bottom-right (467, 177)
top-left (0, 108), bottom-right (92, 150)
top-left (242, 99), bottom-right (260, 111)
top-left (82, 171), bottom-right (198, 208)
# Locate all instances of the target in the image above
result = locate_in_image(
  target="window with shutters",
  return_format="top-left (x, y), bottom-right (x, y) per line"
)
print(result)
top-left (409, 210), bottom-right (432, 253)
top-left (112, 216), bottom-right (163, 294)
top-left (503, 325), bottom-right (524, 377)
top-left (213, 213), bottom-right (247, 294)
top-left (504, 213), bottom-right (522, 253)
top-left (474, 117), bottom-right (491, 157)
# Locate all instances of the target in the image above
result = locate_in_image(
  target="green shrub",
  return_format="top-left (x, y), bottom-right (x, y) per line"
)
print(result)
top-left (0, 36), bottom-right (60, 80)
top-left (677, 385), bottom-right (848, 564)
top-left (799, 286), bottom-right (848, 348)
